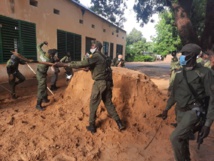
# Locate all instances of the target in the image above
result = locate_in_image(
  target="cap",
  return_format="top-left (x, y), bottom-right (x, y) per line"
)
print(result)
top-left (180, 43), bottom-right (201, 55)
top-left (91, 40), bottom-right (102, 49)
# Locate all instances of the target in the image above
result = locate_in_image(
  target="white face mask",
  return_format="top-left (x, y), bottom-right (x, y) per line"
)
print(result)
top-left (118, 58), bottom-right (121, 61)
top-left (90, 48), bottom-right (96, 54)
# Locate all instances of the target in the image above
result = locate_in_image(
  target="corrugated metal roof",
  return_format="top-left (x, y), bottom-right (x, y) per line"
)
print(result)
top-left (69, 0), bottom-right (126, 33)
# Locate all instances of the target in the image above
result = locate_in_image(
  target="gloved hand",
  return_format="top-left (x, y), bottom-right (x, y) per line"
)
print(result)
top-left (200, 126), bottom-right (210, 139)
top-left (44, 41), bottom-right (48, 45)
top-left (162, 110), bottom-right (168, 120)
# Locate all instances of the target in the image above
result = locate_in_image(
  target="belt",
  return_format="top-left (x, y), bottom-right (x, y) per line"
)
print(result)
top-left (179, 102), bottom-right (202, 112)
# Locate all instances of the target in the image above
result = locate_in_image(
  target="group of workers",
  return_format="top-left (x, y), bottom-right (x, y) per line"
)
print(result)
top-left (5, 40), bottom-right (126, 133)
top-left (4, 39), bottom-right (214, 161)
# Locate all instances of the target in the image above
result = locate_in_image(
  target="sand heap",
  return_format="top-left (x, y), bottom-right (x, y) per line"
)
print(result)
top-left (0, 67), bottom-right (175, 161)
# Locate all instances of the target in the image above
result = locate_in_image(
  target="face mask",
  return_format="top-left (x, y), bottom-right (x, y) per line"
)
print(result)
top-left (90, 48), bottom-right (96, 54)
top-left (179, 55), bottom-right (187, 66)
top-left (179, 55), bottom-right (192, 66)
top-left (118, 58), bottom-right (121, 61)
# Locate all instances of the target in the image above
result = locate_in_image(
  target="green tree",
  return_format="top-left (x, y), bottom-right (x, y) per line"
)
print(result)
top-left (126, 28), bottom-right (146, 45)
top-left (133, 0), bottom-right (214, 50)
top-left (153, 11), bottom-right (181, 56)
top-left (89, 0), bottom-right (127, 28)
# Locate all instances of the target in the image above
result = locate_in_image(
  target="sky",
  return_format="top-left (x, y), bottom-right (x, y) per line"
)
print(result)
top-left (78, 0), bottom-right (159, 42)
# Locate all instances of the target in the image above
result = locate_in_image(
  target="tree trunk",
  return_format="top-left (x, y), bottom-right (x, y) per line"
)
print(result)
top-left (201, 0), bottom-right (214, 50)
top-left (172, 3), bottom-right (199, 45)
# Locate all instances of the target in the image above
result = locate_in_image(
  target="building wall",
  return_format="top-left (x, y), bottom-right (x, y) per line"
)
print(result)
top-left (0, 0), bottom-right (126, 83)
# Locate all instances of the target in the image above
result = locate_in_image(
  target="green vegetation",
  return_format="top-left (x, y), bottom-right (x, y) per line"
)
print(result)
top-left (152, 11), bottom-right (182, 57)
top-left (87, 0), bottom-right (214, 61)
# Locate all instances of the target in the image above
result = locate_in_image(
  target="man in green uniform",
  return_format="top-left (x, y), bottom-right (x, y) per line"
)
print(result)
top-left (60, 52), bottom-right (73, 82)
top-left (36, 41), bottom-right (57, 111)
top-left (168, 51), bottom-right (181, 95)
top-left (161, 44), bottom-right (214, 161)
top-left (197, 51), bottom-right (211, 68)
top-left (50, 53), bottom-right (60, 90)
top-left (6, 55), bottom-right (26, 99)
top-left (112, 54), bottom-right (125, 67)
top-left (55, 40), bottom-right (125, 133)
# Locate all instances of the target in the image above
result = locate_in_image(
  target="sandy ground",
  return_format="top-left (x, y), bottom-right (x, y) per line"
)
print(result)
top-left (0, 57), bottom-right (214, 161)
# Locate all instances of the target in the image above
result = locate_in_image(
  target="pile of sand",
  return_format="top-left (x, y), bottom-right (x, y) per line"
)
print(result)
top-left (0, 67), bottom-right (177, 161)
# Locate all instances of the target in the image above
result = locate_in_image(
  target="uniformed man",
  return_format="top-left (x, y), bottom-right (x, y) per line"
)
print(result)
top-left (6, 55), bottom-right (26, 99)
top-left (161, 44), bottom-right (214, 161)
top-left (197, 51), bottom-right (211, 68)
top-left (168, 51), bottom-right (181, 95)
top-left (60, 52), bottom-right (73, 82)
top-left (112, 54), bottom-right (125, 67)
top-left (35, 41), bottom-right (57, 111)
top-left (203, 52), bottom-right (211, 68)
top-left (55, 40), bottom-right (125, 133)
top-left (50, 53), bottom-right (60, 90)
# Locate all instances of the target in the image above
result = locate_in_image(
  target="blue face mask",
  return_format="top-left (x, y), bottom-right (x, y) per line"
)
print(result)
top-left (180, 55), bottom-right (193, 66)
top-left (179, 55), bottom-right (187, 66)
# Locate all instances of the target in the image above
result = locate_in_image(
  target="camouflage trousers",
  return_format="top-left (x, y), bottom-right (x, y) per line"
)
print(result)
top-left (8, 71), bottom-right (25, 94)
top-left (36, 71), bottom-right (47, 101)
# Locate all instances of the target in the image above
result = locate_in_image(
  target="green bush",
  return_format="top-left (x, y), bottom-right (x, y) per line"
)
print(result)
top-left (126, 55), bottom-right (155, 62)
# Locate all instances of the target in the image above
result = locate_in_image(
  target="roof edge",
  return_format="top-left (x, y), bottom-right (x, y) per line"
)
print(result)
top-left (69, 0), bottom-right (126, 33)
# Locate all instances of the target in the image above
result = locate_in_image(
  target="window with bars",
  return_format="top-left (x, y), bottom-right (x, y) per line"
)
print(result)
top-left (57, 30), bottom-right (82, 61)
top-left (0, 15), bottom-right (37, 63)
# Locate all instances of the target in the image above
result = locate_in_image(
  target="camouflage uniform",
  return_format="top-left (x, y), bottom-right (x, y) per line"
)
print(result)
top-left (36, 42), bottom-right (51, 103)
top-left (168, 56), bottom-right (181, 93)
top-left (6, 55), bottom-right (26, 98)
top-left (50, 55), bottom-right (60, 90)
top-left (60, 55), bottom-right (73, 80)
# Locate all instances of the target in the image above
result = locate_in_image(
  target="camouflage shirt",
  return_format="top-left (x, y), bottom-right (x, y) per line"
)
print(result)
top-left (37, 42), bottom-right (51, 74)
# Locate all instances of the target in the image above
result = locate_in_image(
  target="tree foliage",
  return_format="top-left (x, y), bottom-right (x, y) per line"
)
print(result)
top-left (134, 0), bottom-right (214, 50)
top-left (153, 11), bottom-right (181, 56)
top-left (89, 0), bottom-right (127, 28)
top-left (126, 28), bottom-right (155, 62)
top-left (126, 28), bottom-right (146, 45)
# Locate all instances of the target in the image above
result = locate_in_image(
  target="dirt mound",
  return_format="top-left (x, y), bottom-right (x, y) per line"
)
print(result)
top-left (0, 67), bottom-right (175, 161)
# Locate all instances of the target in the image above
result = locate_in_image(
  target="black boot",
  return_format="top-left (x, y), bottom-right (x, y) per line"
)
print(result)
top-left (36, 100), bottom-right (45, 111)
top-left (86, 123), bottom-right (96, 134)
top-left (116, 119), bottom-right (125, 131)
top-left (42, 96), bottom-right (50, 103)
top-left (11, 93), bottom-right (17, 99)
top-left (50, 85), bottom-right (55, 90)
top-left (50, 85), bottom-right (58, 91)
